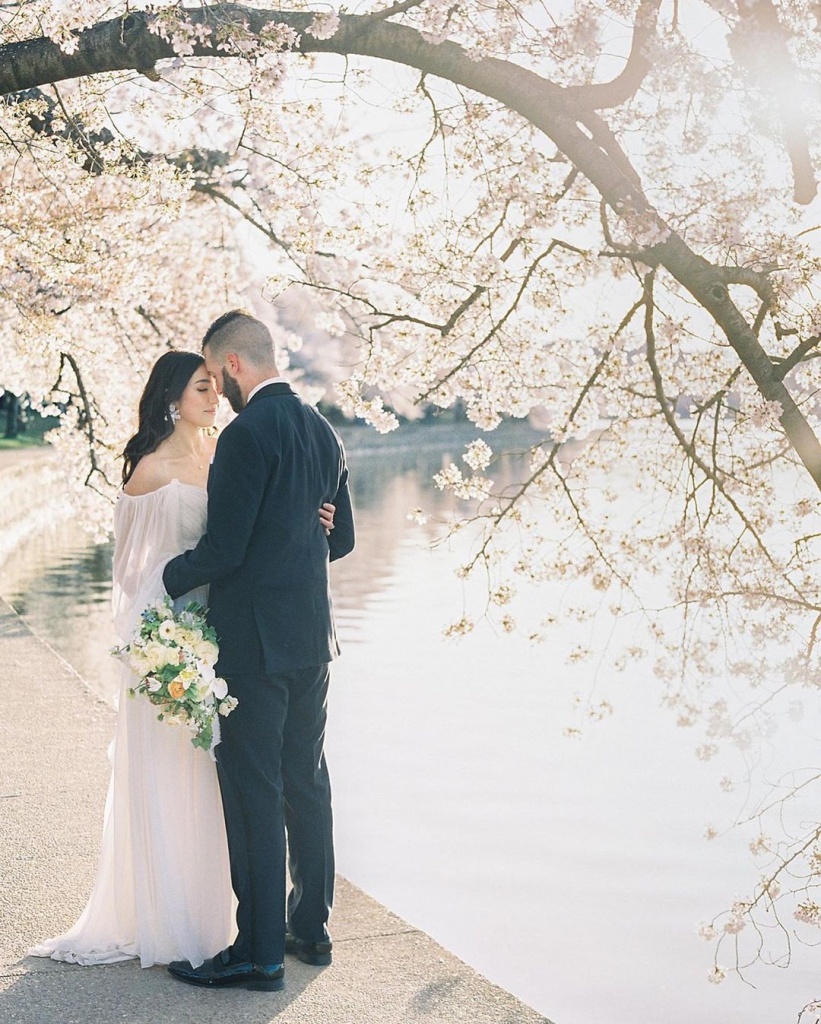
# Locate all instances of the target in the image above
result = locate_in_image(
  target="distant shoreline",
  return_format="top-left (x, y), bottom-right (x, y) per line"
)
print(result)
top-left (338, 417), bottom-right (549, 454)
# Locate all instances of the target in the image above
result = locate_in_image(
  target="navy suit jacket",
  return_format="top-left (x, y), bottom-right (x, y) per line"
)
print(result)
top-left (162, 383), bottom-right (355, 676)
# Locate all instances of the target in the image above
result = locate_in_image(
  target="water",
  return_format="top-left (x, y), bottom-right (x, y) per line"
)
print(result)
top-left (2, 425), bottom-right (819, 1023)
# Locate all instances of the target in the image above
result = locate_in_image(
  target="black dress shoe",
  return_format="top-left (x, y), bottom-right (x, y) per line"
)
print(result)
top-left (168, 947), bottom-right (285, 991)
top-left (284, 931), bottom-right (332, 966)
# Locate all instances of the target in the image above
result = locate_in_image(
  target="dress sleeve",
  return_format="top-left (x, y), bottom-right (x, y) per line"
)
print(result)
top-left (111, 492), bottom-right (178, 643)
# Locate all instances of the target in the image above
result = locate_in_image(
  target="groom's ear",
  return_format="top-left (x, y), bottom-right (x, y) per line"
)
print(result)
top-left (225, 352), bottom-right (240, 374)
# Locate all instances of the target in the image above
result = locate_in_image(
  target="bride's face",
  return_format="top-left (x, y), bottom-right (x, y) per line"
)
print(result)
top-left (176, 366), bottom-right (219, 429)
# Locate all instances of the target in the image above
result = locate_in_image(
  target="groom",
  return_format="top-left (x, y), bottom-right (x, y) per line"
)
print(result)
top-left (163, 309), bottom-right (355, 991)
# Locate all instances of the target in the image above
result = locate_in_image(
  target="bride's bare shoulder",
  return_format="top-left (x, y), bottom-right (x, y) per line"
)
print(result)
top-left (122, 452), bottom-right (173, 497)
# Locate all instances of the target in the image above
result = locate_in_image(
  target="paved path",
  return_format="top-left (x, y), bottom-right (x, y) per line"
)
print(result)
top-left (0, 596), bottom-right (553, 1024)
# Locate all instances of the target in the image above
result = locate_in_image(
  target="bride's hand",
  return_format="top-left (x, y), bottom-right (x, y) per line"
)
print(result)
top-left (319, 502), bottom-right (336, 535)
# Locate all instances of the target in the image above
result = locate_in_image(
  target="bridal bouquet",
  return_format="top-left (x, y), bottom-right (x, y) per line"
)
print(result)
top-left (113, 596), bottom-right (238, 751)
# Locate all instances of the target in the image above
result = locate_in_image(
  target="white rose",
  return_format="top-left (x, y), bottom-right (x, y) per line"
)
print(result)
top-left (145, 642), bottom-right (173, 672)
top-left (128, 648), bottom-right (149, 673)
top-left (158, 620), bottom-right (176, 642)
top-left (195, 639), bottom-right (219, 664)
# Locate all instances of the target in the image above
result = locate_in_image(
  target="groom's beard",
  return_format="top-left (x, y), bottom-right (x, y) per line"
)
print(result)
top-left (221, 368), bottom-right (244, 413)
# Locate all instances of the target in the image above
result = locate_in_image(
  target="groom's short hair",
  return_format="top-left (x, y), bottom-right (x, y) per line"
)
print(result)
top-left (202, 309), bottom-right (276, 368)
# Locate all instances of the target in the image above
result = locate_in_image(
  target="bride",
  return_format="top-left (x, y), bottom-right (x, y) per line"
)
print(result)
top-left (31, 350), bottom-right (334, 968)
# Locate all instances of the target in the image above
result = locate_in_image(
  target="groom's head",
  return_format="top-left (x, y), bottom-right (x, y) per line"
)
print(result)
top-left (201, 309), bottom-right (280, 413)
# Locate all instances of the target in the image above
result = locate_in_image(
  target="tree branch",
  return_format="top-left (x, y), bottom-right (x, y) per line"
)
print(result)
top-left (642, 273), bottom-right (804, 578)
top-left (772, 335), bottom-right (821, 381)
top-left (54, 351), bottom-right (115, 498)
top-left (564, 0), bottom-right (662, 110)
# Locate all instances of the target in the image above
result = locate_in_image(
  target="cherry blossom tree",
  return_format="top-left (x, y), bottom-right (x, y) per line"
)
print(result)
top-left (3, 0), bottom-right (821, 995)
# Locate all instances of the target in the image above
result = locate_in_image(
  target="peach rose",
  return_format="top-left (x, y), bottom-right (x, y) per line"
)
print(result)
top-left (169, 679), bottom-right (186, 700)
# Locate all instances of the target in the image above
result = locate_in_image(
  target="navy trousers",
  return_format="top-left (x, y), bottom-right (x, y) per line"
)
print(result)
top-left (215, 665), bottom-right (334, 965)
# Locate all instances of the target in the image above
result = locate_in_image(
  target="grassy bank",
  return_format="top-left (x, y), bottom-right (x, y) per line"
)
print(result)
top-left (0, 412), bottom-right (59, 450)
top-left (0, 434), bottom-right (48, 451)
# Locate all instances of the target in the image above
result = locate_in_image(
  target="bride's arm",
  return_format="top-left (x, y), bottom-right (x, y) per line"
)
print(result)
top-left (319, 502), bottom-right (335, 534)
top-left (327, 466), bottom-right (354, 561)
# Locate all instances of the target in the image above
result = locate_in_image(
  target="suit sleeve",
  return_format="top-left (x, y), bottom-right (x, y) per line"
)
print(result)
top-left (328, 465), bottom-right (355, 562)
top-left (163, 420), bottom-right (268, 598)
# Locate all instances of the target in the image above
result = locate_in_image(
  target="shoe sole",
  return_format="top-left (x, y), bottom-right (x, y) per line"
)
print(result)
top-left (169, 969), bottom-right (285, 991)
top-left (284, 937), bottom-right (332, 967)
top-left (292, 950), bottom-right (332, 967)
top-left (242, 974), bottom-right (286, 991)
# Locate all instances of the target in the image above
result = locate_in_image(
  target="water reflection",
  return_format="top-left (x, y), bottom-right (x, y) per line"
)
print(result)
top-left (0, 422), bottom-right (540, 698)
top-left (334, 423), bottom-right (546, 630)
top-left (0, 520), bottom-right (116, 691)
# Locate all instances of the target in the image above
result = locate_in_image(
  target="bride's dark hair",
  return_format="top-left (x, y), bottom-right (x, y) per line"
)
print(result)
top-left (121, 350), bottom-right (205, 485)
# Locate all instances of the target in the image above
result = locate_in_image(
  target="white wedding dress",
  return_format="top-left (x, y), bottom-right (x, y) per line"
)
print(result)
top-left (30, 480), bottom-right (234, 968)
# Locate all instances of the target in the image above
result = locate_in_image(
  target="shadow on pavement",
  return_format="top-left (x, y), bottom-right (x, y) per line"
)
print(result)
top-left (0, 956), bottom-right (316, 1024)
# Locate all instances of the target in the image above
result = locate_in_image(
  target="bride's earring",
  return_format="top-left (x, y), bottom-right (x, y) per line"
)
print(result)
top-left (169, 403), bottom-right (180, 423)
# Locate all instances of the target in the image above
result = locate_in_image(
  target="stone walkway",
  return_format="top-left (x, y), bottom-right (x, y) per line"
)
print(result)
top-left (0, 595), bottom-right (553, 1024)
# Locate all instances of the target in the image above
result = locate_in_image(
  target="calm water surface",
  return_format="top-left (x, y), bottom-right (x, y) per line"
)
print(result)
top-left (2, 424), bottom-right (818, 1024)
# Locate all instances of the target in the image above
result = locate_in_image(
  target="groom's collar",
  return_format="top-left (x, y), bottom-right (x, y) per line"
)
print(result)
top-left (247, 376), bottom-right (289, 403)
